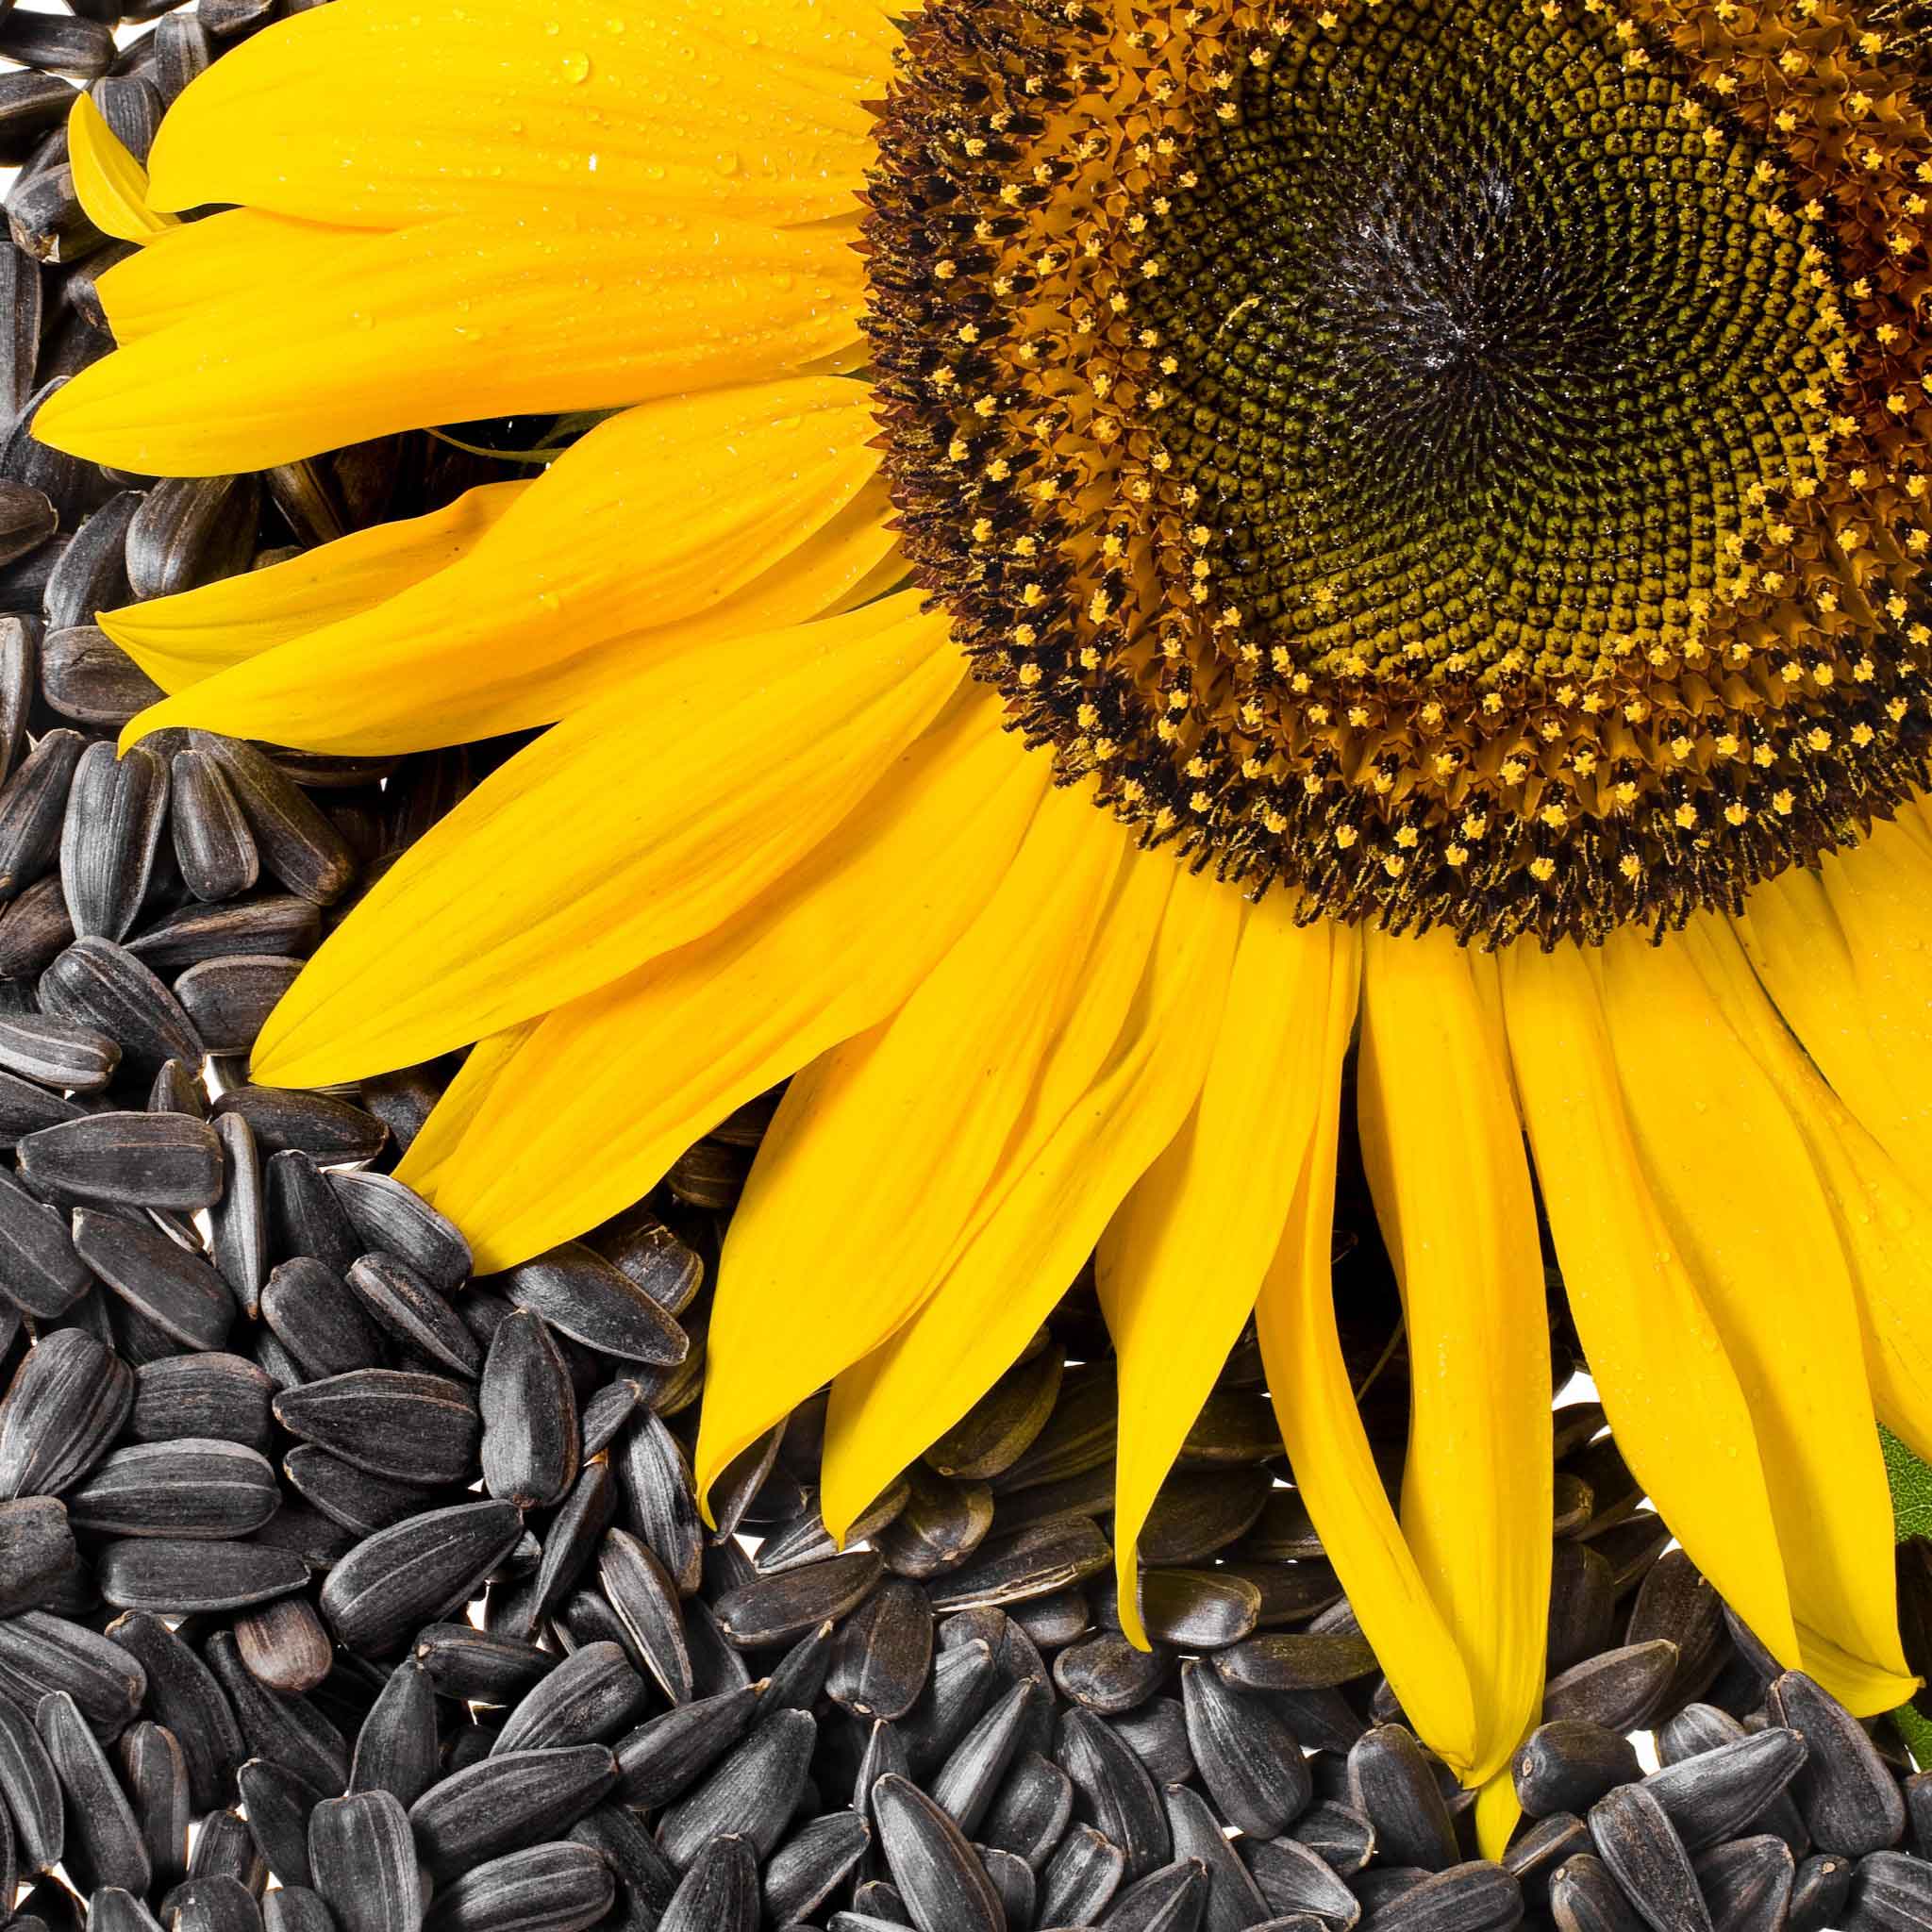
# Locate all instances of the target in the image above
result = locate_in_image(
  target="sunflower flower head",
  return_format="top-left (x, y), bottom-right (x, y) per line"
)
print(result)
top-left (33, 0), bottom-right (1932, 1805)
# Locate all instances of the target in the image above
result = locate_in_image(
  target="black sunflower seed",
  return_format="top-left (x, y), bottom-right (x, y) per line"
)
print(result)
top-left (188, 736), bottom-right (353, 907)
top-left (492, 1642), bottom-right (646, 1757)
top-left (0, 1066), bottom-right (83, 1141)
top-left (413, 1624), bottom-right (554, 1707)
top-left (128, 896), bottom-right (321, 975)
top-left (326, 1171), bottom-right (470, 1292)
top-left (273, 1371), bottom-right (480, 1485)
top-left (263, 1260), bottom-right (387, 1382)
top-left (926, 1347), bottom-right (1063, 1482)
top-left (130, 1354), bottom-right (272, 1452)
top-left (570, 1795), bottom-right (679, 1929)
top-left (105, 1612), bottom-right (242, 1812)
top-left (877, 1466), bottom-right (997, 1579)
top-left (305, 1791), bottom-right (419, 1932)
top-left (1373, 1862), bottom-right (1527, 1932)
top-left (119, 1722), bottom-right (190, 1892)
top-left (72, 1211), bottom-right (234, 1350)
top-left (658, 1708), bottom-right (817, 1868)
top-left (756, 1485), bottom-right (908, 1574)
top-left (174, 958), bottom-right (302, 1057)
top-left (0, 728), bottom-right (83, 895)
top-left (43, 492), bottom-right (138, 633)
top-left (282, 1447), bottom-right (444, 1540)
top-left (929, 1519), bottom-right (1111, 1615)
top-left (611, 1681), bottom-right (762, 1807)
top-left (408, 1744), bottom-right (617, 1878)
top-left (171, 751), bottom-right (259, 905)
top-left (1112, 1697), bottom-right (1195, 1788)
top-left (0, 874), bottom-right (74, 978)
top-left (0, 75), bottom-right (69, 173)
top-left (1643, 1728), bottom-right (1809, 1854)
top-left (500, 1243), bottom-right (689, 1366)
top-left (1589, 1783), bottom-right (1712, 1932)
top-left (92, 1893), bottom-right (168, 1932)
top-left (204, 1631), bottom-right (348, 1797)
top-left (1180, 1660), bottom-right (1308, 1840)
top-left (344, 1254), bottom-right (479, 1379)
top-left (0, 1326), bottom-right (133, 1497)
top-left (125, 476), bottom-right (259, 604)
top-left (658, 1834), bottom-right (759, 1932)
top-left (1099, 1857), bottom-right (1211, 1932)
top-left (237, 1758), bottom-right (316, 1890)
top-left (0, 1494), bottom-right (77, 1616)
top-left (320, 1500), bottom-right (524, 1657)
top-left (1055, 1631), bottom-right (1168, 1715)
top-left (0, 488), bottom-right (52, 580)
top-left (1241, 1835), bottom-right (1361, 1924)
top-left (0, 1685), bottom-right (62, 1873)
top-left (1768, 1672), bottom-right (1907, 1857)
top-left (41, 626), bottom-right (158, 725)
top-left (479, 1309), bottom-right (578, 1511)
top-left (97, 1538), bottom-right (308, 1615)
top-left (981, 1748), bottom-right (1073, 1872)
top-left (872, 1774), bottom-right (1007, 1932)
top-left (1203, 1618), bottom-right (1373, 1688)
top-left (422, 1843), bottom-right (615, 1932)
top-left (0, 1166), bottom-right (91, 1316)
top-left (59, 741), bottom-right (167, 942)
top-left (1038, 1822), bottom-right (1128, 1924)
top-left (1058, 1707), bottom-right (1172, 1879)
top-left (577, 1377), bottom-right (645, 1462)
top-left (765, 1810), bottom-right (874, 1925)
top-left (0, 1013), bottom-right (117, 1091)
top-left (716, 1549), bottom-right (886, 1648)
top-left (19, 1109), bottom-right (219, 1209)
top-left (1141, 1467), bottom-right (1274, 1566)
top-left (167, 1874), bottom-right (263, 1932)
top-left (0, 13), bottom-right (115, 75)
top-left (1516, 1722), bottom-right (1645, 1821)
top-left (233, 1598), bottom-right (333, 1699)
top-left (1787, 1853), bottom-right (1853, 1932)
top-left (67, 1440), bottom-right (278, 1539)
top-left (1546, 1641), bottom-right (1681, 1735)
top-left (39, 1689), bottom-right (148, 1893)
top-left (1164, 1780), bottom-right (1274, 1932)
top-left (263, 1891), bottom-right (334, 1932)
top-left (929, 1679), bottom-right (1038, 1839)
top-left (1691, 1834), bottom-right (1792, 1932)
top-left (347, 1658), bottom-right (439, 1810)
top-left (596, 1527), bottom-right (691, 1703)
top-left (213, 1089), bottom-right (386, 1165)
top-left (830, 1577), bottom-right (935, 1723)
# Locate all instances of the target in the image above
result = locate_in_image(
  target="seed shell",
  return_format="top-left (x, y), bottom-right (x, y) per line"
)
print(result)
top-left (0, 1326), bottom-right (133, 1498)
top-left (657, 1708), bottom-right (818, 1869)
top-left (501, 1242), bottom-right (690, 1366)
top-left (422, 1843), bottom-right (615, 1932)
top-left (59, 740), bottom-right (167, 942)
top-left (407, 1744), bottom-right (617, 1878)
top-left (872, 1773), bottom-right (1008, 1932)
top-left (273, 1371), bottom-right (479, 1486)
top-left (67, 1441), bottom-right (278, 1539)
top-left (19, 1110), bottom-right (220, 1211)
top-left (1589, 1783), bottom-right (1713, 1932)
top-left (38, 1689), bottom-right (149, 1894)
top-left (1768, 1671), bottom-right (1907, 1857)
top-left (1179, 1657), bottom-right (1311, 1840)
top-left (320, 1500), bottom-right (524, 1657)
top-left (492, 1641), bottom-right (647, 1756)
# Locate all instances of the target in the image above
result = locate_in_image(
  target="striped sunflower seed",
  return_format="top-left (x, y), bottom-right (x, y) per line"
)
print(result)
top-left (609, 1408), bottom-right (701, 1593)
top-left (1241, 1835), bottom-right (1361, 1926)
top-left (66, 1441), bottom-right (278, 1539)
top-left (0, 1166), bottom-right (91, 1316)
top-left (38, 1689), bottom-right (149, 1894)
top-left (320, 1500), bottom-right (524, 1657)
top-left (41, 936), bottom-right (202, 1075)
top-left (500, 1243), bottom-right (690, 1367)
top-left (1179, 1657), bottom-right (1311, 1840)
top-left (41, 626), bottom-right (159, 725)
top-left (170, 750), bottom-right (259, 905)
top-left (982, 1749), bottom-right (1074, 1871)
top-left (1589, 1783), bottom-right (1713, 1932)
top-left (0, 1686), bottom-right (61, 1873)
top-left (348, 1659), bottom-right (440, 1810)
top-left (1768, 1671), bottom-right (1907, 1857)
top-left (125, 475), bottom-right (259, 604)
top-left (0, 1326), bottom-right (133, 1498)
top-left (929, 1519), bottom-right (1111, 1615)
top-left (59, 740), bottom-right (167, 942)
top-left (421, 1843), bottom-right (615, 1932)
top-left (187, 735), bottom-right (353, 907)
top-left (264, 1890), bottom-right (337, 1932)
top-left (872, 1774), bottom-right (1008, 1932)
top-left (19, 1109), bottom-right (219, 1210)
top-left (1058, 1707), bottom-right (1172, 1879)
top-left (118, 1723), bottom-right (190, 1892)
top-left (657, 1708), bottom-right (818, 1868)
top-left (72, 1211), bottom-right (235, 1351)
top-left (204, 1631), bottom-right (348, 1796)
top-left (308, 1791), bottom-right (420, 1932)
top-left (273, 1371), bottom-right (480, 1486)
top-left (127, 895), bottom-right (321, 976)
top-left (326, 1171), bottom-right (470, 1293)
top-left (233, 1598), bottom-right (333, 1698)
top-left (407, 1745), bottom-right (617, 1878)
top-left (925, 1345), bottom-right (1063, 1482)
top-left (0, 1013), bottom-right (117, 1091)
top-left (1039, 1823), bottom-right (1128, 1926)
top-left (829, 1577), bottom-right (935, 1723)
top-left (596, 1527), bottom-right (691, 1703)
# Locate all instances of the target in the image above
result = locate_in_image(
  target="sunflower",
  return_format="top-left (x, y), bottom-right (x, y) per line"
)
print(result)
top-left (35, 0), bottom-right (1932, 1811)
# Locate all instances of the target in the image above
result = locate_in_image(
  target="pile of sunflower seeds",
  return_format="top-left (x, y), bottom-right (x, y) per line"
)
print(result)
top-left (7, 8), bottom-right (1932, 1932)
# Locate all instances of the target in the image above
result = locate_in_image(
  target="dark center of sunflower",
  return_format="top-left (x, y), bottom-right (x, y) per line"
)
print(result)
top-left (864, 0), bottom-right (1932, 945)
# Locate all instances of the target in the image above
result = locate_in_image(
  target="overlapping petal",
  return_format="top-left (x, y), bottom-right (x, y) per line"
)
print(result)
top-left (1356, 926), bottom-right (1551, 1786)
top-left (119, 379), bottom-right (886, 753)
top-left (36, 209), bottom-right (866, 475)
top-left (819, 858), bottom-right (1243, 1541)
top-left (146, 0), bottom-right (894, 231)
top-left (403, 690), bottom-right (1051, 1269)
top-left (252, 593), bottom-right (961, 1086)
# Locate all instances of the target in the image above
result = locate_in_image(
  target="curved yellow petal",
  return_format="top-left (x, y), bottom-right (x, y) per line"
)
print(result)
top-left (67, 95), bottom-right (178, 245)
top-left (1252, 931), bottom-right (1483, 1778)
top-left (1094, 897), bottom-right (1343, 1648)
top-left (253, 594), bottom-right (961, 1086)
top-left (120, 380), bottom-right (884, 755)
top-left (394, 1022), bottom-right (540, 1195)
top-left (1357, 925), bottom-right (1550, 1787)
top-left (405, 690), bottom-right (1050, 1268)
top-left (819, 856), bottom-right (1243, 1542)
top-left (147, 0), bottom-right (895, 230)
top-left (93, 210), bottom-right (369, 344)
top-left (35, 210), bottom-right (866, 475)
top-left (693, 785), bottom-right (1128, 1509)
top-left (1500, 938), bottom-right (1802, 1669)
top-left (1600, 919), bottom-right (1909, 1709)
top-left (1475, 1772), bottom-right (1523, 1866)
top-left (1734, 814), bottom-right (1932, 1183)
top-left (101, 482), bottom-right (530, 692)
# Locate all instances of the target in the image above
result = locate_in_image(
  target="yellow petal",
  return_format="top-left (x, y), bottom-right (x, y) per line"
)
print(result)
top-left (253, 593), bottom-right (961, 1086)
top-left (693, 785), bottom-right (1129, 1508)
top-left (405, 690), bottom-right (1050, 1268)
top-left (1357, 926), bottom-right (1550, 1786)
top-left (1252, 932), bottom-right (1483, 1779)
top-left (148, 0), bottom-right (895, 230)
top-left (120, 379), bottom-right (884, 754)
top-left (1093, 897), bottom-right (1346, 1648)
top-left (93, 210), bottom-right (369, 343)
top-left (67, 95), bottom-right (178, 245)
top-left (393, 1021), bottom-right (540, 1195)
top-left (1734, 814), bottom-right (1932, 1182)
top-left (1501, 938), bottom-right (1802, 1668)
top-left (35, 210), bottom-right (866, 475)
top-left (1475, 1771), bottom-right (1524, 1866)
top-left (1599, 919), bottom-right (1909, 1707)
top-left (819, 856), bottom-right (1243, 1542)
top-left (101, 481), bottom-right (530, 693)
